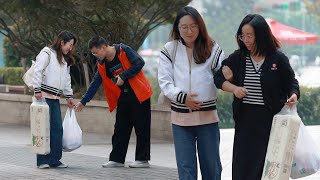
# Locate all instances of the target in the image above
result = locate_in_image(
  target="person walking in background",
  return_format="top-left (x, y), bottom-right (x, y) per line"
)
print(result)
top-left (33, 31), bottom-right (77, 169)
top-left (214, 14), bottom-right (300, 180)
top-left (158, 6), bottom-right (224, 180)
top-left (74, 36), bottom-right (152, 168)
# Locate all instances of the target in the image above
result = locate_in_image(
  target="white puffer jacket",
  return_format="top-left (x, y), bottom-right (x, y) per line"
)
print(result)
top-left (158, 40), bottom-right (225, 113)
top-left (32, 47), bottom-right (73, 99)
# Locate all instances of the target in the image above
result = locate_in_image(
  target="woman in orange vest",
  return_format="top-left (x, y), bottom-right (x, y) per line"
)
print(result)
top-left (74, 36), bottom-right (152, 168)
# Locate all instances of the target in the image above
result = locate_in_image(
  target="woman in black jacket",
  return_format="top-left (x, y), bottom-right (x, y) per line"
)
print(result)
top-left (214, 14), bottom-right (300, 180)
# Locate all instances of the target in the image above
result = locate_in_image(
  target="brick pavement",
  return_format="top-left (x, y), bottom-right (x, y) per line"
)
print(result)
top-left (0, 123), bottom-right (178, 180)
top-left (0, 146), bottom-right (178, 180)
top-left (0, 123), bottom-right (320, 180)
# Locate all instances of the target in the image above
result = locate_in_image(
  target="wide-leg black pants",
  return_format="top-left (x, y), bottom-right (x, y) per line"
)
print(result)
top-left (232, 103), bottom-right (273, 180)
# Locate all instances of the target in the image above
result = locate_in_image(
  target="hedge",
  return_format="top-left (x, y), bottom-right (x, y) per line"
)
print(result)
top-left (151, 75), bottom-right (320, 128)
top-left (297, 86), bottom-right (320, 125)
top-left (216, 87), bottom-right (320, 128)
top-left (0, 67), bottom-right (24, 85)
top-left (1, 67), bottom-right (319, 127)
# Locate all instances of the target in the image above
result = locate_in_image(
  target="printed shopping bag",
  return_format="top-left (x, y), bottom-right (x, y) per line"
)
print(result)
top-left (30, 97), bottom-right (50, 155)
top-left (262, 104), bottom-right (301, 180)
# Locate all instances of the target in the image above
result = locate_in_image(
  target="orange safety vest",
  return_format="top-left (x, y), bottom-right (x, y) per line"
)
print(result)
top-left (97, 46), bottom-right (153, 112)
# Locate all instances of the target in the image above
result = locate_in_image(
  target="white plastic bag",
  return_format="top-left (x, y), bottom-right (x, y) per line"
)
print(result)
top-left (290, 122), bottom-right (320, 179)
top-left (62, 108), bottom-right (82, 152)
top-left (262, 105), bottom-right (301, 180)
top-left (30, 97), bottom-right (50, 155)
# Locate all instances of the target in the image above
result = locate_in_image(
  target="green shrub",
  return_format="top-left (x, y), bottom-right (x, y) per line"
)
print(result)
top-left (0, 67), bottom-right (24, 85)
top-left (146, 75), bottom-right (161, 105)
top-left (216, 87), bottom-right (320, 128)
top-left (297, 87), bottom-right (320, 125)
top-left (216, 91), bottom-right (234, 128)
top-left (2, 66), bottom-right (319, 127)
top-left (147, 77), bottom-right (320, 128)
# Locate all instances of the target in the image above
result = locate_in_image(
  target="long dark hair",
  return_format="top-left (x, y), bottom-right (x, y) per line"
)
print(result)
top-left (236, 14), bottom-right (280, 57)
top-left (51, 31), bottom-right (77, 65)
top-left (171, 6), bottom-right (214, 64)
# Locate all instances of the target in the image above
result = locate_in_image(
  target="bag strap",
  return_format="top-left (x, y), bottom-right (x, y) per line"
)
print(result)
top-left (171, 40), bottom-right (178, 86)
top-left (41, 47), bottom-right (51, 70)
top-left (171, 40), bottom-right (178, 68)
top-left (160, 40), bottom-right (178, 89)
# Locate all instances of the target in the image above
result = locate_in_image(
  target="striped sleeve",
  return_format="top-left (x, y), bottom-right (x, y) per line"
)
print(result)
top-left (211, 44), bottom-right (225, 73)
top-left (176, 92), bottom-right (187, 104)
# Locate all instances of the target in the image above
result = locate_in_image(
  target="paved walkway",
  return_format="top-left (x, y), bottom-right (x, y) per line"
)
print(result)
top-left (0, 122), bottom-right (319, 180)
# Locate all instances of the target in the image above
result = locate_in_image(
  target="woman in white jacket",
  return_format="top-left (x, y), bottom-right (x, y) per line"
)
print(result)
top-left (33, 31), bottom-right (76, 169)
top-left (158, 6), bottom-right (225, 180)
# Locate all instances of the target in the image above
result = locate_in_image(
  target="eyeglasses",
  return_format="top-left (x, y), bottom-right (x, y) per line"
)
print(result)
top-left (179, 24), bottom-right (199, 33)
top-left (91, 48), bottom-right (101, 57)
top-left (238, 34), bottom-right (253, 41)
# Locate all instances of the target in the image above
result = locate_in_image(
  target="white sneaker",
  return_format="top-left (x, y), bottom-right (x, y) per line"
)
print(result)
top-left (102, 161), bottom-right (124, 168)
top-left (56, 163), bottom-right (68, 168)
top-left (37, 164), bottom-right (50, 169)
top-left (129, 161), bottom-right (150, 168)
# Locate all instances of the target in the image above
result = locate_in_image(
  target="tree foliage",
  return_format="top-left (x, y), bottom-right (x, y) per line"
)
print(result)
top-left (202, 0), bottom-right (255, 55)
top-left (0, 0), bottom-right (191, 87)
top-left (305, 0), bottom-right (320, 16)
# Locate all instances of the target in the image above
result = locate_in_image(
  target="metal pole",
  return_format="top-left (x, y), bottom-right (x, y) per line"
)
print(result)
top-left (301, 1), bottom-right (306, 66)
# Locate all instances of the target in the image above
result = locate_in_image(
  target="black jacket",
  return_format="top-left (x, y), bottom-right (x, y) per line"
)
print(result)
top-left (214, 50), bottom-right (300, 121)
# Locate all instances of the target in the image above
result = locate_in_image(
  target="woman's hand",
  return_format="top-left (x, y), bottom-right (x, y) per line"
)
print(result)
top-left (185, 93), bottom-right (201, 110)
top-left (286, 93), bottom-right (298, 108)
top-left (34, 92), bottom-right (42, 100)
top-left (222, 65), bottom-right (233, 81)
top-left (67, 99), bottom-right (74, 108)
top-left (233, 87), bottom-right (248, 99)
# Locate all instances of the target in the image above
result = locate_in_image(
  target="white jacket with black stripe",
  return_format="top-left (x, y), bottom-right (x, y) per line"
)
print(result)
top-left (158, 40), bottom-right (225, 113)
top-left (32, 47), bottom-right (73, 99)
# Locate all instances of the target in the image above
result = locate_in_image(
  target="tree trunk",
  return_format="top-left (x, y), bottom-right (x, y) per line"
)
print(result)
top-left (82, 62), bottom-right (90, 90)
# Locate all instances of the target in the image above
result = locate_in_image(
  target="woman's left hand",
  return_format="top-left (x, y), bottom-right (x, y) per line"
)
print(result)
top-left (286, 93), bottom-right (298, 108)
top-left (185, 93), bottom-right (201, 110)
top-left (67, 99), bottom-right (74, 108)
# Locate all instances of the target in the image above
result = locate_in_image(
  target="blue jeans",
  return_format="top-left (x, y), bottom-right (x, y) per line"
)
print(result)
top-left (37, 98), bottom-right (63, 167)
top-left (172, 123), bottom-right (222, 180)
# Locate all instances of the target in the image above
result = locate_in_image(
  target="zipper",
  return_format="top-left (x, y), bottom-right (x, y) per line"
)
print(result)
top-left (188, 53), bottom-right (192, 113)
top-left (57, 64), bottom-right (62, 97)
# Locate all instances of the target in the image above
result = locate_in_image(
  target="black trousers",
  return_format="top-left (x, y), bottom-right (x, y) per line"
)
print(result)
top-left (109, 88), bottom-right (151, 163)
top-left (232, 103), bottom-right (273, 180)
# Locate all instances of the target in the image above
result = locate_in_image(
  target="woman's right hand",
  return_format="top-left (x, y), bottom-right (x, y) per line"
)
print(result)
top-left (34, 92), bottom-right (42, 100)
top-left (185, 93), bottom-right (201, 110)
top-left (233, 86), bottom-right (248, 99)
